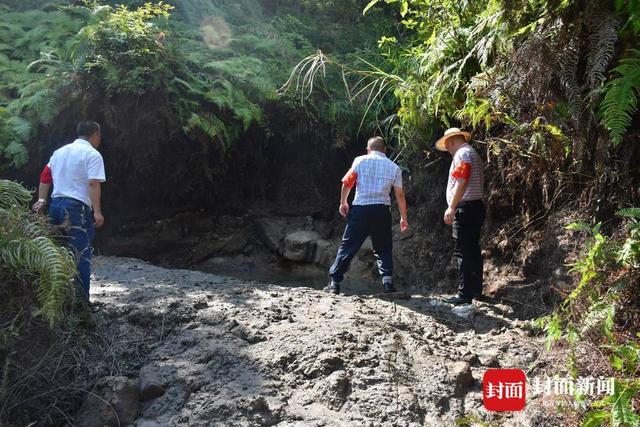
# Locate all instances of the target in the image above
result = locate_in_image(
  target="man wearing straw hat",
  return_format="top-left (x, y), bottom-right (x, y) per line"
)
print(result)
top-left (436, 128), bottom-right (485, 305)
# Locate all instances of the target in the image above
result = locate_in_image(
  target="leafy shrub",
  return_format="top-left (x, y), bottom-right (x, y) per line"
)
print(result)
top-left (75, 2), bottom-right (173, 95)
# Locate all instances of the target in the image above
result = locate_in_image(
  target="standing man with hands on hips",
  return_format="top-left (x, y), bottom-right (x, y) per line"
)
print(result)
top-left (436, 127), bottom-right (485, 306)
top-left (325, 136), bottom-right (409, 295)
top-left (32, 121), bottom-right (106, 301)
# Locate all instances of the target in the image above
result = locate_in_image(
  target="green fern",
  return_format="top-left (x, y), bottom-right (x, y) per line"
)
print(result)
top-left (0, 110), bottom-right (31, 170)
top-left (183, 112), bottom-right (224, 141)
top-left (0, 181), bottom-right (76, 326)
top-left (617, 207), bottom-right (640, 219)
top-left (0, 179), bottom-right (31, 208)
top-left (587, 10), bottom-right (620, 88)
top-left (600, 50), bottom-right (640, 146)
top-left (617, 208), bottom-right (640, 267)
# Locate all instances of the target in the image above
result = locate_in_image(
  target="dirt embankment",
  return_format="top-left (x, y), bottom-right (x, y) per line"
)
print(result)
top-left (70, 256), bottom-right (563, 426)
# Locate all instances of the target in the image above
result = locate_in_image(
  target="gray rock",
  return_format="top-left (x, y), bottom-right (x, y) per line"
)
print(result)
top-left (255, 217), bottom-right (307, 253)
top-left (429, 298), bottom-right (448, 309)
top-left (493, 303), bottom-right (514, 316)
top-left (448, 362), bottom-right (474, 397)
top-left (230, 323), bottom-right (264, 343)
top-left (472, 313), bottom-right (507, 332)
top-left (478, 350), bottom-right (500, 367)
top-left (193, 300), bottom-right (208, 310)
top-left (139, 363), bottom-right (176, 402)
top-left (75, 376), bottom-right (140, 427)
top-left (313, 239), bottom-right (335, 266)
top-left (451, 304), bottom-right (475, 320)
top-left (302, 354), bottom-right (344, 378)
top-left (312, 370), bottom-right (351, 410)
top-left (283, 231), bottom-right (321, 262)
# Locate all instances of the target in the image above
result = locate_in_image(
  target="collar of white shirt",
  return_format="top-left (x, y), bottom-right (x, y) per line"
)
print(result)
top-left (74, 138), bottom-right (93, 148)
top-left (370, 151), bottom-right (387, 158)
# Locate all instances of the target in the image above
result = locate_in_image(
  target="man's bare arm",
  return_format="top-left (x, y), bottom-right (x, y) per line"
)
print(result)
top-left (32, 183), bottom-right (51, 213)
top-left (394, 186), bottom-right (409, 232)
top-left (339, 184), bottom-right (352, 217)
top-left (444, 178), bottom-right (468, 225)
top-left (38, 182), bottom-right (50, 200)
top-left (89, 180), bottom-right (104, 228)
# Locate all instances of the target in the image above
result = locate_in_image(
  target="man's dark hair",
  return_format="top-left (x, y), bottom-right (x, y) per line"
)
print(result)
top-left (367, 136), bottom-right (386, 152)
top-left (77, 121), bottom-right (100, 138)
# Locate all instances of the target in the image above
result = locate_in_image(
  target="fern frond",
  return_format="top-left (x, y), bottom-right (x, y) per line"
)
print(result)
top-left (617, 208), bottom-right (640, 219)
top-left (3, 141), bottom-right (29, 168)
top-left (580, 300), bottom-right (615, 338)
top-left (1, 237), bottom-right (75, 325)
top-left (0, 181), bottom-right (77, 325)
top-left (0, 179), bottom-right (31, 209)
top-left (6, 115), bottom-right (31, 140)
top-left (559, 37), bottom-right (584, 121)
top-left (587, 11), bottom-right (620, 88)
top-left (183, 112), bottom-right (223, 142)
top-left (600, 50), bottom-right (640, 146)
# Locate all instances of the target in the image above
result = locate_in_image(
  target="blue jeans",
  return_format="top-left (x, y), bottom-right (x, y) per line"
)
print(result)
top-left (49, 197), bottom-right (95, 300)
top-left (329, 204), bottom-right (393, 283)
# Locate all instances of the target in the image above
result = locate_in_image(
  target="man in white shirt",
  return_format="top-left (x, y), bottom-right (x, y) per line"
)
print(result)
top-left (325, 136), bottom-right (409, 295)
top-left (33, 121), bottom-right (106, 300)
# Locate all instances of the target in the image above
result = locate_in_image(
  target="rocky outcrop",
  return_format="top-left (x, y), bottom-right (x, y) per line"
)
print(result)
top-left (282, 230), bottom-right (321, 262)
top-left (256, 217), bottom-right (337, 266)
top-left (255, 216), bottom-right (309, 253)
top-left (75, 376), bottom-right (140, 427)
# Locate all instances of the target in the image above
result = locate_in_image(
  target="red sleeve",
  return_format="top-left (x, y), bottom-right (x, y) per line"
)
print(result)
top-left (341, 168), bottom-right (357, 189)
top-left (40, 165), bottom-right (53, 184)
top-left (451, 161), bottom-right (471, 180)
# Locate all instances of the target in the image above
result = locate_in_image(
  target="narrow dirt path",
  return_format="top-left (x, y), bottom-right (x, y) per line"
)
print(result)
top-left (85, 256), bottom-right (550, 426)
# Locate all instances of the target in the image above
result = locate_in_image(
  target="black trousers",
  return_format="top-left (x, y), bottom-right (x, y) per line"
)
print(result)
top-left (329, 204), bottom-right (393, 283)
top-left (452, 200), bottom-right (485, 299)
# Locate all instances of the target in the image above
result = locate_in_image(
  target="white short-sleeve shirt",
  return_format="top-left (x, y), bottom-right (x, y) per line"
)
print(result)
top-left (49, 139), bottom-right (106, 207)
top-left (351, 151), bottom-right (402, 206)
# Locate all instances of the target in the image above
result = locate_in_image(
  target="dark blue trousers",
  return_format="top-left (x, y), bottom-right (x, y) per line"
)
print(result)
top-left (49, 197), bottom-right (95, 300)
top-left (329, 204), bottom-right (393, 283)
top-left (452, 200), bottom-right (485, 299)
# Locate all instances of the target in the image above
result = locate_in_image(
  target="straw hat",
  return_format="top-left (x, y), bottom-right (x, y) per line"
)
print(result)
top-left (435, 127), bottom-right (472, 151)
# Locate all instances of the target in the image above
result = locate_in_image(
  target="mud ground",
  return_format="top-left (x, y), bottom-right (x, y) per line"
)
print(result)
top-left (81, 256), bottom-right (564, 426)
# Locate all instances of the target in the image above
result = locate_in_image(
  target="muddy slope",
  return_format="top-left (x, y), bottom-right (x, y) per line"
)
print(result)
top-left (82, 256), bottom-right (560, 426)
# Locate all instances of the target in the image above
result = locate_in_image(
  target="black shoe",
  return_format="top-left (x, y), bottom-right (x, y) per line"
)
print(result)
top-left (324, 282), bottom-right (340, 295)
top-left (383, 282), bottom-right (396, 293)
top-left (443, 295), bottom-right (472, 305)
top-left (472, 293), bottom-right (486, 302)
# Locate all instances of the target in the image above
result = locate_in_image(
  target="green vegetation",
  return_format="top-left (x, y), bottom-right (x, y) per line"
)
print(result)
top-left (536, 210), bottom-right (640, 425)
top-left (0, 180), bottom-right (76, 326)
top-left (0, 0), bottom-right (389, 171)
top-left (355, 0), bottom-right (640, 148)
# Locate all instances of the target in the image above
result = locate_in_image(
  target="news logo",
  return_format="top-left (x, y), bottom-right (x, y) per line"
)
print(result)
top-left (483, 369), bottom-right (616, 412)
top-left (483, 369), bottom-right (527, 411)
